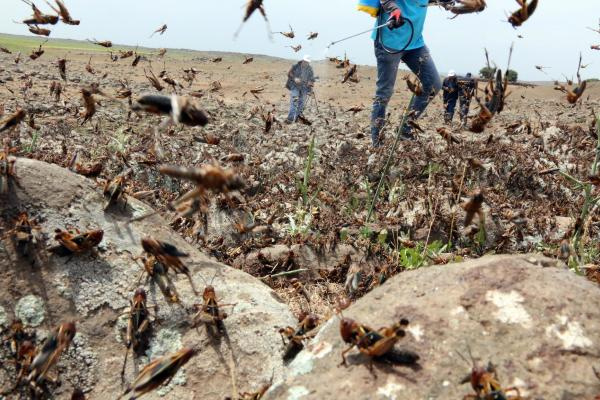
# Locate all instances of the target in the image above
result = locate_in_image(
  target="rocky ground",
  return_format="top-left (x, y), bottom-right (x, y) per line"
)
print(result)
top-left (1, 36), bottom-right (600, 399)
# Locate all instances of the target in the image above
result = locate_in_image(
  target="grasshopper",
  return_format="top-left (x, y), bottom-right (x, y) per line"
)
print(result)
top-left (141, 237), bottom-right (198, 295)
top-left (120, 347), bottom-right (197, 399)
top-left (508, 0), bottom-right (538, 28)
top-left (138, 255), bottom-right (180, 304)
top-left (104, 170), bottom-right (131, 210)
top-left (459, 349), bottom-right (524, 400)
top-left (339, 317), bottom-right (417, 370)
top-left (45, 0), bottom-right (80, 25)
top-left (192, 273), bottom-right (234, 334)
top-left (27, 322), bottom-right (76, 392)
top-left (49, 228), bottom-right (103, 256)
top-left (279, 313), bottom-right (319, 361)
top-left (121, 288), bottom-right (154, 380)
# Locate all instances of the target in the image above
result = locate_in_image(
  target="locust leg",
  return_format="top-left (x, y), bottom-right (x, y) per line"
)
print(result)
top-left (340, 344), bottom-right (355, 366)
top-left (121, 346), bottom-right (130, 381)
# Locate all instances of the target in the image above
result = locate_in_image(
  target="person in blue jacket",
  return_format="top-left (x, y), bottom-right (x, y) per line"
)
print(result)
top-left (285, 55), bottom-right (316, 123)
top-left (370, 0), bottom-right (451, 147)
top-left (442, 70), bottom-right (459, 123)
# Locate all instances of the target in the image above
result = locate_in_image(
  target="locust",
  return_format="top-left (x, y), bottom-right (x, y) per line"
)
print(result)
top-left (89, 39), bottom-right (112, 48)
top-left (242, 86), bottom-right (265, 99)
top-left (150, 24), bottom-right (167, 38)
top-left (339, 317), bottom-right (417, 369)
top-left (50, 80), bottom-right (62, 101)
top-left (28, 25), bottom-right (51, 36)
top-left (342, 65), bottom-right (358, 84)
top-left (444, 0), bottom-right (486, 16)
top-left (235, 0), bottom-right (272, 40)
top-left (45, 0), bottom-right (80, 25)
top-left (463, 191), bottom-right (485, 226)
top-left (0, 141), bottom-right (18, 194)
top-left (192, 277), bottom-right (234, 334)
top-left (8, 212), bottom-right (42, 257)
top-left (157, 48), bottom-right (167, 57)
top-left (0, 108), bottom-right (26, 133)
top-left (307, 32), bottom-right (318, 40)
top-left (347, 105), bottom-right (365, 114)
top-left (279, 313), bottom-right (319, 361)
top-left (80, 88), bottom-right (96, 125)
top-left (262, 109), bottom-right (274, 133)
top-left (211, 56), bottom-right (222, 62)
top-left (27, 322), bottom-right (76, 392)
top-left (143, 69), bottom-right (164, 91)
top-left (437, 127), bottom-right (461, 145)
top-left (73, 162), bottom-right (103, 177)
top-left (508, 0), bottom-right (538, 28)
top-left (104, 170), bottom-right (131, 210)
top-left (275, 25), bottom-right (295, 39)
top-left (459, 350), bottom-right (524, 400)
top-left (21, 0), bottom-right (59, 25)
top-left (49, 228), bottom-right (103, 256)
top-left (0, 47), bottom-right (12, 54)
top-left (554, 53), bottom-right (587, 104)
top-left (120, 50), bottom-right (134, 59)
top-left (159, 163), bottom-right (244, 212)
top-left (405, 75), bottom-right (423, 96)
top-left (120, 347), bottom-right (197, 400)
top-left (288, 45), bottom-right (302, 53)
top-left (57, 58), bottom-right (66, 80)
top-left (71, 388), bottom-right (86, 400)
top-left (243, 56), bottom-right (254, 65)
top-left (141, 237), bottom-right (198, 295)
top-left (121, 288), bottom-right (153, 380)
top-left (131, 94), bottom-right (209, 126)
top-left (139, 255), bottom-right (180, 303)
top-left (228, 379), bottom-right (272, 400)
top-left (132, 53), bottom-right (142, 67)
top-left (29, 42), bottom-right (45, 60)
top-left (85, 56), bottom-right (95, 74)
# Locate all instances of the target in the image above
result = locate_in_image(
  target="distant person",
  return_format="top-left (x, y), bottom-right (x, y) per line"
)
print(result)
top-left (369, 0), bottom-right (453, 147)
top-left (285, 55), bottom-right (315, 124)
top-left (442, 70), bottom-right (459, 123)
top-left (457, 72), bottom-right (476, 126)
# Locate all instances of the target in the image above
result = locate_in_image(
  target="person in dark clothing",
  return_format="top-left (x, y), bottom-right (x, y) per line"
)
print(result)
top-left (442, 70), bottom-right (458, 123)
top-left (285, 55), bottom-right (315, 123)
top-left (457, 72), bottom-right (476, 126)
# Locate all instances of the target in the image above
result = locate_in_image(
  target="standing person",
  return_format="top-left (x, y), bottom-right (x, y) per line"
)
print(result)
top-left (285, 55), bottom-right (315, 124)
top-left (370, 0), bottom-right (452, 147)
top-left (458, 72), bottom-right (476, 127)
top-left (442, 70), bottom-right (459, 123)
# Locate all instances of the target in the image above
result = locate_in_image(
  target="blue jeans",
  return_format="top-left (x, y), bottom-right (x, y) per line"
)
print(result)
top-left (371, 43), bottom-right (442, 146)
top-left (444, 95), bottom-right (458, 122)
top-left (288, 87), bottom-right (308, 122)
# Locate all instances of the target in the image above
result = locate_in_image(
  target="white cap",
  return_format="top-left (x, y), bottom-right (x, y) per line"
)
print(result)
top-left (448, 70), bottom-right (456, 77)
top-left (303, 54), bottom-right (312, 63)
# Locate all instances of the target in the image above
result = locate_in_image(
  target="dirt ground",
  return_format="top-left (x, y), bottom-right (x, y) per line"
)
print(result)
top-left (1, 35), bottom-right (600, 398)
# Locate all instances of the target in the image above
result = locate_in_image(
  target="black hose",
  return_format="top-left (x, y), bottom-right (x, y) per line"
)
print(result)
top-left (375, 14), bottom-right (415, 54)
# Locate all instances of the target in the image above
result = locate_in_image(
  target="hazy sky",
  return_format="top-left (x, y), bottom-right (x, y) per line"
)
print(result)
top-left (1, 0), bottom-right (599, 80)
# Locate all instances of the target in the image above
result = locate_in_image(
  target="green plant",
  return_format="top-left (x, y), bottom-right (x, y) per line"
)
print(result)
top-left (24, 131), bottom-right (40, 153)
top-left (397, 240), bottom-right (448, 270)
top-left (298, 135), bottom-right (316, 207)
top-left (559, 114), bottom-right (600, 272)
top-left (109, 129), bottom-right (130, 154)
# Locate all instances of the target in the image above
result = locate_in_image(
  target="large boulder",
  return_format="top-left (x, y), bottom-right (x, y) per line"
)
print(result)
top-left (0, 158), bottom-right (296, 399)
top-left (265, 255), bottom-right (600, 400)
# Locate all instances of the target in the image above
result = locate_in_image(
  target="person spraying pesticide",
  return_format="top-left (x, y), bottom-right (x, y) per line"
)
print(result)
top-left (359, 0), bottom-right (453, 147)
top-left (285, 55), bottom-right (316, 124)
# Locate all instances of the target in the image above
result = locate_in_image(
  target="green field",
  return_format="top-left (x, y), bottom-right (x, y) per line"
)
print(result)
top-left (0, 33), bottom-right (192, 58)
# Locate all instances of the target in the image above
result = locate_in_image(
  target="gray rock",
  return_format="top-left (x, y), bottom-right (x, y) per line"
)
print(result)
top-left (0, 158), bottom-right (296, 399)
top-left (266, 255), bottom-right (600, 400)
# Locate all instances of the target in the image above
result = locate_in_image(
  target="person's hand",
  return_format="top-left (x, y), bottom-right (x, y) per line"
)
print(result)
top-left (294, 78), bottom-right (301, 84)
top-left (387, 9), bottom-right (404, 30)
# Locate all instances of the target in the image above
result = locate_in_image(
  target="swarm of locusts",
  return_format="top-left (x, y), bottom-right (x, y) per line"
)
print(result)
top-left (4, 0), bottom-right (599, 398)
